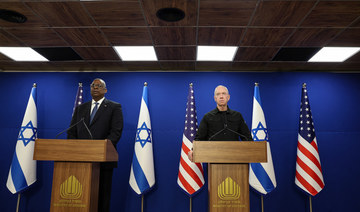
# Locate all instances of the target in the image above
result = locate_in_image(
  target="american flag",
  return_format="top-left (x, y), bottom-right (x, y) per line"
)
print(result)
top-left (295, 83), bottom-right (324, 196)
top-left (177, 84), bottom-right (205, 196)
top-left (72, 83), bottom-right (83, 117)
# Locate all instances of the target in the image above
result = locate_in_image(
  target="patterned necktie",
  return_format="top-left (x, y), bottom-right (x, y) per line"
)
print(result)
top-left (90, 102), bottom-right (98, 123)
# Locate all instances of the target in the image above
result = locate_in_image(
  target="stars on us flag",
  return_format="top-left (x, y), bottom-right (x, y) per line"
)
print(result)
top-left (184, 89), bottom-right (198, 139)
top-left (299, 88), bottom-right (316, 141)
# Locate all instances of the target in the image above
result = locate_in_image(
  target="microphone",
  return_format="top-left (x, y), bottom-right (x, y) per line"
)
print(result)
top-left (208, 127), bottom-right (227, 141)
top-left (208, 112), bottom-right (250, 141)
top-left (226, 127), bottom-right (250, 141)
top-left (82, 118), bottom-right (93, 140)
top-left (55, 117), bottom-right (93, 139)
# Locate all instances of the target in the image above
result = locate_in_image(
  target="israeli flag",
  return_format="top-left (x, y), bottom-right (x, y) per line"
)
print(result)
top-left (129, 83), bottom-right (155, 195)
top-left (249, 83), bottom-right (276, 195)
top-left (7, 85), bottom-right (37, 194)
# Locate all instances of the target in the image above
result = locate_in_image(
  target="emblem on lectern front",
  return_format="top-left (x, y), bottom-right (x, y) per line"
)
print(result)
top-left (218, 177), bottom-right (240, 200)
top-left (60, 175), bottom-right (83, 199)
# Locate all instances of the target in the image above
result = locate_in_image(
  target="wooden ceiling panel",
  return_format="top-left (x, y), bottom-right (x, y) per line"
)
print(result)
top-left (0, 29), bottom-right (24, 46)
top-left (0, 0), bottom-right (358, 72)
top-left (102, 27), bottom-right (152, 46)
top-left (6, 28), bottom-right (68, 47)
top-left (160, 61), bottom-right (195, 70)
top-left (198, 27), bottom-right (245, 46)
top-left (250, 1), bottom-right (315, 26)
top-left (26, 2), bottom-right (96, 27)
top-left (73, 47), bottom-right (119, 60)
top-left (141, 0), bottom-right (197, 26)
top-left (0, 2), bottom-right (47, 28)
top-left (328, 28), bottom-right (360, 47)
top-left (285, 28), bottom-right (342, 47)
top-left (241, 28), bottom-right (294, 46)
top-left (155, 46), bottom-right (196, 60)
top-left (84, 2), bottom-right (146, 26)
top-left (195, 61), bottom-right (232, 71)
top-left (124, 61), bottom-right (161, 71)
top-left (301, 1), bottom-right (360, 27)
top-left (199, 1), bottom-right (257, 26)
top-left (150, 27), bottom-right (196, 46)
top-left (234, 47), bottom-right (279, 61)
top-left (54, 28), bottom-right (109, 46)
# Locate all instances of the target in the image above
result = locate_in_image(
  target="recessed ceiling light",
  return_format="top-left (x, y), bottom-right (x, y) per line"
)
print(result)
top-left (308, 47), bottom-right (360, 62)
top-left (113, 46), bottom-right (158, 61)
top-left (156, 8), bottom-right (185, 22)
top-left (197, 46), bottom-right (238, 61)
top-left (0, 47), bottom-right (48, 61)
top-left (0, 9), bottom-right (27, 23)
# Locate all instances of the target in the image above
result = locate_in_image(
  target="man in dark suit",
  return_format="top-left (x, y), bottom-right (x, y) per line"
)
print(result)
top-left (67, 78), bottom-right (123, 212)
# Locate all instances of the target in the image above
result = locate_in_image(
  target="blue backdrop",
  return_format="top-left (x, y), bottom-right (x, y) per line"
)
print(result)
top-left (1, 72), bottom-right (360, 212)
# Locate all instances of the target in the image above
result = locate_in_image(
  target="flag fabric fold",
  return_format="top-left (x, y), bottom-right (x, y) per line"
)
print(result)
top-left (295, 84), bottom-right (324, 196)
top-left (72, 82), bottom-right (83, 116)
top-left (129, 83), bottom-right (155, 195)
top-left (177, 84), bottom-right (205, 196)
top-left (7, 84), bottom-right (38, 194)
top-left (249, 83), bottom-right (276, 195)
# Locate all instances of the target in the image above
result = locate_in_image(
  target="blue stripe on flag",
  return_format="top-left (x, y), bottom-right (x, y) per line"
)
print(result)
top-left (250, 163), bottom-right (275, 193)
top-left (10, 152), bottom-right (27, 192)
top-left (132, 153), bottom-right (150, 193)
top-left (254, 86), bottom-right (261, 105)
top-left (142, 86), bottom-right (148, 105)
top-left (31, 87), bottom-right (37, 102)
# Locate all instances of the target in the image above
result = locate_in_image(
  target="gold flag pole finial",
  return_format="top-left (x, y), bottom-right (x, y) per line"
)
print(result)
top-left (33, 83), bottom-right (37, 88)
top-left (255, 82), bottom-right (259, 86)
top-left (144, 82), bottom-right (148, 86)
top-left (303, 83), bottom-right (307, 88)
top-left (189, 83), bottom-right (193, 87)
top-left (79, 82), bottom-right (82, 87)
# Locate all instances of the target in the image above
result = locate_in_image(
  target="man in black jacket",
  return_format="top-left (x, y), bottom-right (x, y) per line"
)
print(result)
top-left (67, 78), bottom-right (123, 212)
top-left (188, 85), bottom-right (251, 161)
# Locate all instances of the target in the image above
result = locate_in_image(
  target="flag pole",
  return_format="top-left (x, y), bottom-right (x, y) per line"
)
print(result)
top-left (16, 193), bottom-right (21, 212)
top-left (141, 195), bottom-right (144, 212)
top-left (309, 195), bottom-right (312, 212)
top-left (189, 197), bottom-right (192, 212)
top-left (261, 195), bottom-right (264, 212)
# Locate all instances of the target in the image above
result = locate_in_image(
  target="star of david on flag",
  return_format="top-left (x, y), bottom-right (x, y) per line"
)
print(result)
top-left (136, 122), bottom-right (152, 147)
top-left (7, 84), bottom-right (38, 194)
top-left (129, 83), bottom-right (155, 195)
top-left (249, 83), bottom-right (277, 195)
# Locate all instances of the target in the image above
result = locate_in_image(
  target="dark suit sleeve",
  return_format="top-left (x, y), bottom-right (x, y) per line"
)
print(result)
top-left (238, 114), bottom-right (252, 141)
top-left (195, 114), bottom-right (209, 141)
top-left (107, 103), bottom-right (123, 146)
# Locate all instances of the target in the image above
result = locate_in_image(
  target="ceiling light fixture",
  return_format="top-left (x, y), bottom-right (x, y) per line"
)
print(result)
top-left (113, 46), bottom-right (158, 61)
top-left (0, 47), bottom-right (48, 61)
top-left (0, 9), bottom-right (27, 23)
top-left (197, 46), bottom-right (238, 61)
top-left (156, 8), bottom-right (185, 22)
top-left (308, 47), bottom-right (360, 62)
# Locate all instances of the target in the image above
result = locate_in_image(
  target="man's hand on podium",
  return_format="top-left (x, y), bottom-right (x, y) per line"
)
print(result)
top-left (187, 150), bottom-right (194, 162)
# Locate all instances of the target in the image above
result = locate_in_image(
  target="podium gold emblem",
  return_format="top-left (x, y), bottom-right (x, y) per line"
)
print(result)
top-left (60, 175), bottom-right (83, 199)
top-left (218, 177), bottom-right (240, 200)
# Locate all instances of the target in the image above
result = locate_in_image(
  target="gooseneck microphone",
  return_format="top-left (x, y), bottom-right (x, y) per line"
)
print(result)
top-left (55, 117), bottom-right (93, 139)
top-left (208, 112), bottom-right (250, 141)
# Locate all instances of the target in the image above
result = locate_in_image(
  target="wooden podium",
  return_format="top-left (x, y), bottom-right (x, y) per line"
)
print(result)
top-left (193, 141), bottom-right (267, 212)
top-left (33, 139), bottom-right (118, 212)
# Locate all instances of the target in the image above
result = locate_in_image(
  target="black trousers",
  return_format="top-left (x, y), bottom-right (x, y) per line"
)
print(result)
top-left (98, 167), bottom-right (114, 212)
